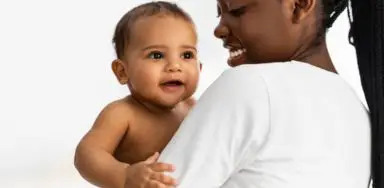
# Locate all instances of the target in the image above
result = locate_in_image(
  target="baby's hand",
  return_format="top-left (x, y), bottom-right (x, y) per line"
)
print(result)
top-left (124, 152), bottom-right (177, 188)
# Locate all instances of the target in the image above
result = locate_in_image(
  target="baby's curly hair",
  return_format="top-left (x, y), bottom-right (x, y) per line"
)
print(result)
top-left (112, 1), bottom-right (194, 59)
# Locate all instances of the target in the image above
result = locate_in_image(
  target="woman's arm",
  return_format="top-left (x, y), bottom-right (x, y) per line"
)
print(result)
top-left (158, 67), bottom-right (271, 187)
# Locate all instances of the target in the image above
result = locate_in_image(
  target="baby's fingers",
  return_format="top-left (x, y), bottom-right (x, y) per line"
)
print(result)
top-left (151, 172), bottom-right (177, 186)
top-left (149, 162), bottom-right (175, 172)
top-left (144, 152), bottom-right (160, 164)
top-left (147, 179), bottom-right (174, 188)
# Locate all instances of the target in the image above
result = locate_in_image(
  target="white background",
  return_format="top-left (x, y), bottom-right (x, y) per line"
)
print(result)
top-left (0, 0), bottom-right (365, 187)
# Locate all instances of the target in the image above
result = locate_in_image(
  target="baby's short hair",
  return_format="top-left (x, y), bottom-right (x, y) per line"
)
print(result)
top-left (112, 1), bottom-right (194, 59)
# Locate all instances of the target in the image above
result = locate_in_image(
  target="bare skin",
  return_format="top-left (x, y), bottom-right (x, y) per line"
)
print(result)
top-left (114, 96), bottom-right (193, 165)
top-left (75, 96), bottom-right (194, 188)
top-left (214, 0), bottom-right (337, 73)
top-left (74, 14), bottom-right (200, 188)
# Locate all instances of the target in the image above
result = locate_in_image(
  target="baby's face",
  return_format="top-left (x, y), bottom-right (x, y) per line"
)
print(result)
top-left (123, 15), bottom-right (200, 108)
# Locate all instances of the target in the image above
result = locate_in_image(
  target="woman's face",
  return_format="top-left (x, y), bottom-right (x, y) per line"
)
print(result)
top-left (214, 0), bottom-right (304, 67)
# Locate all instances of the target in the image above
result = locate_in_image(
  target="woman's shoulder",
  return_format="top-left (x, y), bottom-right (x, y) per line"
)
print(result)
top-left (218, 64), bottom-right (271, 84)
top-left (223, 62), bottom-right (344, 87)
top-left (219, 62), bottom-right (299, 83)
top-left (202, 65), bottom-right (270, 105)
top-left (215, 63), bottom-right (286, 92)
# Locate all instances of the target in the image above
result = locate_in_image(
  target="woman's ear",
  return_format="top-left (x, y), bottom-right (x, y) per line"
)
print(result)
top-left (111, 59), bottom-right (129, 85)
top-left (293, 0), bottom-right (317, 23)
top-left (283, 0), bottom-right (317, 23)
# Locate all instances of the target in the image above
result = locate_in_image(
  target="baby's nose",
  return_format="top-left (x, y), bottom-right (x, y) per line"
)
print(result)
top-left (166, 62), bottom-right (182, 72)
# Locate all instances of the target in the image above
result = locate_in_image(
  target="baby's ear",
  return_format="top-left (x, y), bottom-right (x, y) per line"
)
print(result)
top-left (111, 59), bottom-right (129, 85)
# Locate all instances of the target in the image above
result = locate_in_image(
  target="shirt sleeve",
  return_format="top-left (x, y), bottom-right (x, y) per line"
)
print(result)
top-left (158, 67), bottom-right (271, 188)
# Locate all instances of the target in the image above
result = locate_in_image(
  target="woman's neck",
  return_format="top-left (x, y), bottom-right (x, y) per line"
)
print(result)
top-left (294, 41), bottom-right (338, 73)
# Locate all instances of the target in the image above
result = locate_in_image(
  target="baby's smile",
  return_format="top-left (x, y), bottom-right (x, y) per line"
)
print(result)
top-left (160, 79), bottom-right (185, 92)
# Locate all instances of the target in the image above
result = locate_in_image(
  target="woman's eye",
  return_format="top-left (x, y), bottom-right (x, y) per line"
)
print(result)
top-left (229, 6), bottom-right (246, 17)
top-left (217, 6), bottom-right (222, 18)
top-left (182, 51), bottom-right (195, 59)
top-left (148, 51), bottom-right (164, 59)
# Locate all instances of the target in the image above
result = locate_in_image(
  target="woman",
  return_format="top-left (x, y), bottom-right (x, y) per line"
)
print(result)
top-left (158, 0), bottom-right (384, 187)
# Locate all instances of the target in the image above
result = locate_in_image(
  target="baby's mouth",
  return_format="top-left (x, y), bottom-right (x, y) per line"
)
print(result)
top-left (161, 80), bottom-right (184, 86)
top-left (160, 80), bottom-right (185, 92)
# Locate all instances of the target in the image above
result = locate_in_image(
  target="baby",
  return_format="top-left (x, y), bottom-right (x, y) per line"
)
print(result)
top-left (74, 2), bottom-right (201, 188)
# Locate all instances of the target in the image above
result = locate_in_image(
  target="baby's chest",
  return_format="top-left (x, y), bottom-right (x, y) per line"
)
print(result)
top-left (118, 118), bottom-right (180, 163)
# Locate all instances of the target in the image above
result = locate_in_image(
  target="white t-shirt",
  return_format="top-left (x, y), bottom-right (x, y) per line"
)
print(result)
top-left (158, 61), bottom-right (371, 188)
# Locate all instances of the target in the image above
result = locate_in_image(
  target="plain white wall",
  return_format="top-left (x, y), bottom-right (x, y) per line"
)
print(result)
top-left (0, 0), bottom-right (365, 187)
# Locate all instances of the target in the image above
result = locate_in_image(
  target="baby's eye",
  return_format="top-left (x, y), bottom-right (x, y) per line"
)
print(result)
top-left (148, 51), bottom-right (164, 59)
top-left (182, 51), bottom-right (195, 59)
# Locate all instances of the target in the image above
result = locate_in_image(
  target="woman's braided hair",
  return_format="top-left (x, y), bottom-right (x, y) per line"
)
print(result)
top-left (322, 0), bottom-right (384, 187)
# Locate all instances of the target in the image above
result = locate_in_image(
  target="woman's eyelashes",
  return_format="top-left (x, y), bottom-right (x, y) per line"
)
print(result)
top-left (229, 6), bottom-right (246, 17)
top-left (216, 5), bottom-right (246, 18)
top-left (217, 6), bottom-right (222, 17)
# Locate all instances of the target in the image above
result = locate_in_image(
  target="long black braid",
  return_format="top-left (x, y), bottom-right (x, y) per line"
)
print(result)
top-left (323, 0), bottom-right (384, 187)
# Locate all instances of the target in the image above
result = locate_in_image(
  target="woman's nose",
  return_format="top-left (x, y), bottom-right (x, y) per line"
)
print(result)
top-left (214, 22), bottom-right (229, 40)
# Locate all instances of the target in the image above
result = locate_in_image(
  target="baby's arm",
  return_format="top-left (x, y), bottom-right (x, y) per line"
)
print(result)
top-left (74, 101), bottom-right (130, 188)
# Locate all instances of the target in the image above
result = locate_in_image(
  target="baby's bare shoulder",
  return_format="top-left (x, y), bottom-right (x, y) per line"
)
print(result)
top-left (77, 97), bottom-right (135, 153)
top-left (95, 97), bottom-right (135, 127)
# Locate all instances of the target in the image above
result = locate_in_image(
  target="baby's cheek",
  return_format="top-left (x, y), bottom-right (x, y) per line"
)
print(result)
top-left (187, 70), bottom-right (199, 85)
top-left (185, 80), bottom-right (198, 97)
